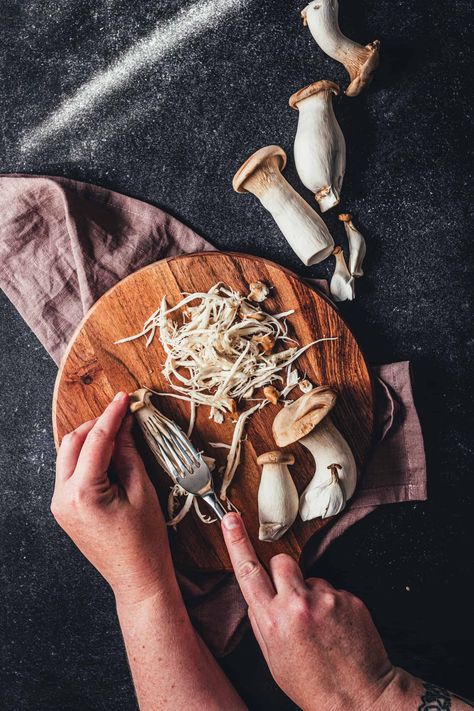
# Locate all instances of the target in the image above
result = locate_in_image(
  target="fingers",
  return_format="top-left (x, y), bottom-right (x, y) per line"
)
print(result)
top-left (269, 554), bottom-right (307, 596)
top-left (55, 419), bottom-right (98, 484)
top-left (222, 513), bottom-right (275, 609)
top-left (111, 414), bottom-right (148, 492)
top-left (74, 392), bottom-right (130, 485)
top-left (305, 577), bottom-right (335, 593)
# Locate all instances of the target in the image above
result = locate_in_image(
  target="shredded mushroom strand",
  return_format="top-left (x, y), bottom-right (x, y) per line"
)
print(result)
top-left (116, 283), bottom-right (337, 523)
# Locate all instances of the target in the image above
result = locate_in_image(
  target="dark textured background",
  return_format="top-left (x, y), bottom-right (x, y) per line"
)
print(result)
top-left (1, 1), bottom-right (473, 709)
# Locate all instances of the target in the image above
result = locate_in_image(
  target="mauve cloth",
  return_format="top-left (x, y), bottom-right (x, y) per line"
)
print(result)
top-left (0, 175), bottom-right (427, 655)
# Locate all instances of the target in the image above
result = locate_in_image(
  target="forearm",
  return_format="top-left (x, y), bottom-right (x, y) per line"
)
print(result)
top-left (116, 577), bottom-right (247, 711)
top-left (373, 668), bottom-right (473, 710)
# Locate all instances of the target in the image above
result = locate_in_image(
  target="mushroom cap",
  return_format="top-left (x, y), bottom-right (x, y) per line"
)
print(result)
top-left (289, 80), bottom-right (340, 110)
top-left (345, 40), bottom-right (380, 97)
top-left (257, 450), bottom-right (295, 466)
top-left (338, 213), bottom-right (353, 223)
top-left (272, 386), bottom-right (337, 447)
top-left (232, 145), bottom-right (287, 193)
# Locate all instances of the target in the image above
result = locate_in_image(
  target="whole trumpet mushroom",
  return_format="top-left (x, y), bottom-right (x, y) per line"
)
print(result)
top-left (257, 450), bottom-right (298, 541)
top-left (301, 0), bottom-right (380, 97)
top-left (339, 213), bottom-right (366, 277)
top-left (272, 386), bottom-right (357, 521)
top-left (289, 80), bottom-right (346, 212)
top-left (233, 145), bottom-right (334, 266)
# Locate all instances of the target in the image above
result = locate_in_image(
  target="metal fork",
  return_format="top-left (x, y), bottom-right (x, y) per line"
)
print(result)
top-left (129, 388), bottom-right (228, 521)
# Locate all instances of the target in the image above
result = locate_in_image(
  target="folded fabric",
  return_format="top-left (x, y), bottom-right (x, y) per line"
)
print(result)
top-left (0, 175), bottom-right (427, 655)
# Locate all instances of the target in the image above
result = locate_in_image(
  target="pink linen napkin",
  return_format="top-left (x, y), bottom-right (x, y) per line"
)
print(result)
top-left (0, 174), bottom-right (427, 655)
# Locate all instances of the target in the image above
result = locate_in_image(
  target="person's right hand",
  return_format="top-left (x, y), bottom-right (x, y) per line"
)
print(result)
top-left (222, 512), bottom-right (399, 711)
top-left (51, 392), bottom-right (175, 606)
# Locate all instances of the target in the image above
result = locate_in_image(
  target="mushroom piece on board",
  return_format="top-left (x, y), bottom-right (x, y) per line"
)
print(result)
top-left (272, 387), bottom-right (357, 521)
top-left (256, 450), bottom-right (299, 541)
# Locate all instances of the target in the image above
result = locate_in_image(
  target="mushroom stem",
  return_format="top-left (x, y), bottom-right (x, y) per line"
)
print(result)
top-left (233, 145), bottom-right (334, 266)
top-left (289, 80), bottom-right (346, 213)
top-left (271, 387), bottom-right (357, 522)
top-left (338, 213), bottom-right (366, 277)
top-left (298, 417), bottom-right (356, 520)
top-left (301, 0), bottom-right (380, 97)
top-left (330, 246), bottom-right (355, 302)
top-left (257, 451), bottom-right (298, 541)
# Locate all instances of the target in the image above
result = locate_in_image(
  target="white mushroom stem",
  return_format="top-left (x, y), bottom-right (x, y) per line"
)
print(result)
top-left (233, 146), bottom-right (334, 266)
top-left (298, 417), bottom-right (357, 521)
top-left (330, 246), bottom-right (355, 302)
top-left (290, 81), bottom-right (346, 213)
top-left (339, 213), bottom-right (366, 277)
top-left (301, 0), bottom-right (380, 97)
top-left (257, 451), bottom-right (298, 541)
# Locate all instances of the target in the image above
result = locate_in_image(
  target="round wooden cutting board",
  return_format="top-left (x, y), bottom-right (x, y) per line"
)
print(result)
top-left (53, 252), bottom-right (373, 572)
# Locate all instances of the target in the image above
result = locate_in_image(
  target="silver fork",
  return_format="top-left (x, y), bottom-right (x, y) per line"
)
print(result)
top-left (129, 388), bottom-right (228, 521)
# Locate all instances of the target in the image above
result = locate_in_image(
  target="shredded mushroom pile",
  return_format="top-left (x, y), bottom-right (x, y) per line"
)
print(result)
top-left (116, 282), bottom-right (336, 524)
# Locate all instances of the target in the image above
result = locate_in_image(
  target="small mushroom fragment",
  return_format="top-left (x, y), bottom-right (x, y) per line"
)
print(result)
top-left (263, 385), bottom-right (280, 404)
top-left (330, 246), bottom-right (355, 302)
top-left (248, 281), bottom-right (270, 302)
top-left (238, 301), bottom-right (266, 321)
top-left (300, 462), bottom-right (346, 519)
top-left (289, 80), bottom-right (346, 213)
top-left (272, 386), bottom-right (357, 521)
top-left (299, 378), bottom-right (313, 394)
top-left (257, 451), bottom-right (298, 541)
top-left (338, 213), bottom-right (366, 277)
top-left (301, 0), bottom-right (380, 97)
top-left (233, 145), bottom-right (334, 266)
top-left (252, 334), bottom-right (276, 353)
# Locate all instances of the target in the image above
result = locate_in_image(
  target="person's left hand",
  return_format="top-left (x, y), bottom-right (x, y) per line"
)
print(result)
top-left (51, 392), bottom-right (174, 605)
top-left (221, 512), bottom-right (397, 711)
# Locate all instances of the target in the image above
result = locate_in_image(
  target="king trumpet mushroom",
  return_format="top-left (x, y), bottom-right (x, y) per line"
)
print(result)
top-left (289, 80), bottom-right (346, 213)
top-left (232, 145), bottom-right (334, 266)
top-left (338, 213), bottom-right (366, 277)
top-left (257, 451), bottom-right (298, 541)
top-left (301, 0), bottom-right (380, 97)
top-left (330, 246), bottom-right (355, 301)
top-left (272, 386), bottom-right (357, 521)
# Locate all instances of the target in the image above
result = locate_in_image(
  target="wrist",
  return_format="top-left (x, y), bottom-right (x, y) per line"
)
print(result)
top-left (113, 562), bottom-right (180, 607)
top-left (370, 667), bottom-right (418, 710)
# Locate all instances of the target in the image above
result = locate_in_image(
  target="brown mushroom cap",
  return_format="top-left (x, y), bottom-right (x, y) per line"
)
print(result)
top-left (272, 386), bottom-right (337, 447)
top-left (345, 40), bottom-right (380, 97)
top-left (257, 450), bottom-right (295, 466)
top-left (289, 80), bottom-right (340, 110)
top-left (338, 213), bottom-right (353, 223)
top-left (232, 145), bottom-right (287, 193)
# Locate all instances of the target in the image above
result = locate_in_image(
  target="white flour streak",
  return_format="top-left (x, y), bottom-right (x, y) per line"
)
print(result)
top-left (21, 0), bottom-right (247, 152)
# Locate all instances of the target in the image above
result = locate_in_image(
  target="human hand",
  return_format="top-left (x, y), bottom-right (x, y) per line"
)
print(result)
top-left (51, 392), bottom-right (174, 605)
top-left (222, 513), bottom-right (397, 711)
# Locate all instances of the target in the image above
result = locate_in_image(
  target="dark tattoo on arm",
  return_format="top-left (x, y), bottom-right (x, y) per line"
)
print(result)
top-left (418, 681), bottom-right (474, 710)
top-left (419, 682), bottom-right (452, 710)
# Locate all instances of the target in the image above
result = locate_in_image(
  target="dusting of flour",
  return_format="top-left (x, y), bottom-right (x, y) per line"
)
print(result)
top-left (21, 0), bottom-right (248, 153)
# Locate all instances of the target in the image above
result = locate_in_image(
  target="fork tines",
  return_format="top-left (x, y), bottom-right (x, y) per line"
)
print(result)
top-left (142, 408), bottom-right (200, 481)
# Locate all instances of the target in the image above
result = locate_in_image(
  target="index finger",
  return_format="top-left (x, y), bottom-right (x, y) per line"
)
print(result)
top-left (74, 392), bottom-right (129, 484)
top-left (222, 513), bottom-right (275, 608)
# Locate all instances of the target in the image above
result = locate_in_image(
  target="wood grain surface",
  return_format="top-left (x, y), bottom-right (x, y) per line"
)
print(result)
top-left (53, 252), bottom-right (374, 572)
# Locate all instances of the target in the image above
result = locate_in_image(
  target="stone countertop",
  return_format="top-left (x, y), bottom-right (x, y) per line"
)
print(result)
top-left (0, 1), bottom-right (472, 709)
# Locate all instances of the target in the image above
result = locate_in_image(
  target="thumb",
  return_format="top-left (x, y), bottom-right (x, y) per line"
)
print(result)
top-left (112, 415), bottom-right (147, 486)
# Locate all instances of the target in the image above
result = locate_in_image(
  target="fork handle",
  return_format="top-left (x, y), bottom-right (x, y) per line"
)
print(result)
top-left (200, 491), bottom-right (228, 521)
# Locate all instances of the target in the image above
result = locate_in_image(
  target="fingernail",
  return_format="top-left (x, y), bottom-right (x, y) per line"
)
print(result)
top-left (222, 513), bottom-right (241, 530)
top-left (113, 391), bottom-right (127, 402)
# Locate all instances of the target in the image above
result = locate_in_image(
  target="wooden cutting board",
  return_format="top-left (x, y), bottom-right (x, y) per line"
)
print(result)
top-left (53, 252), bottom-right (373, 572)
